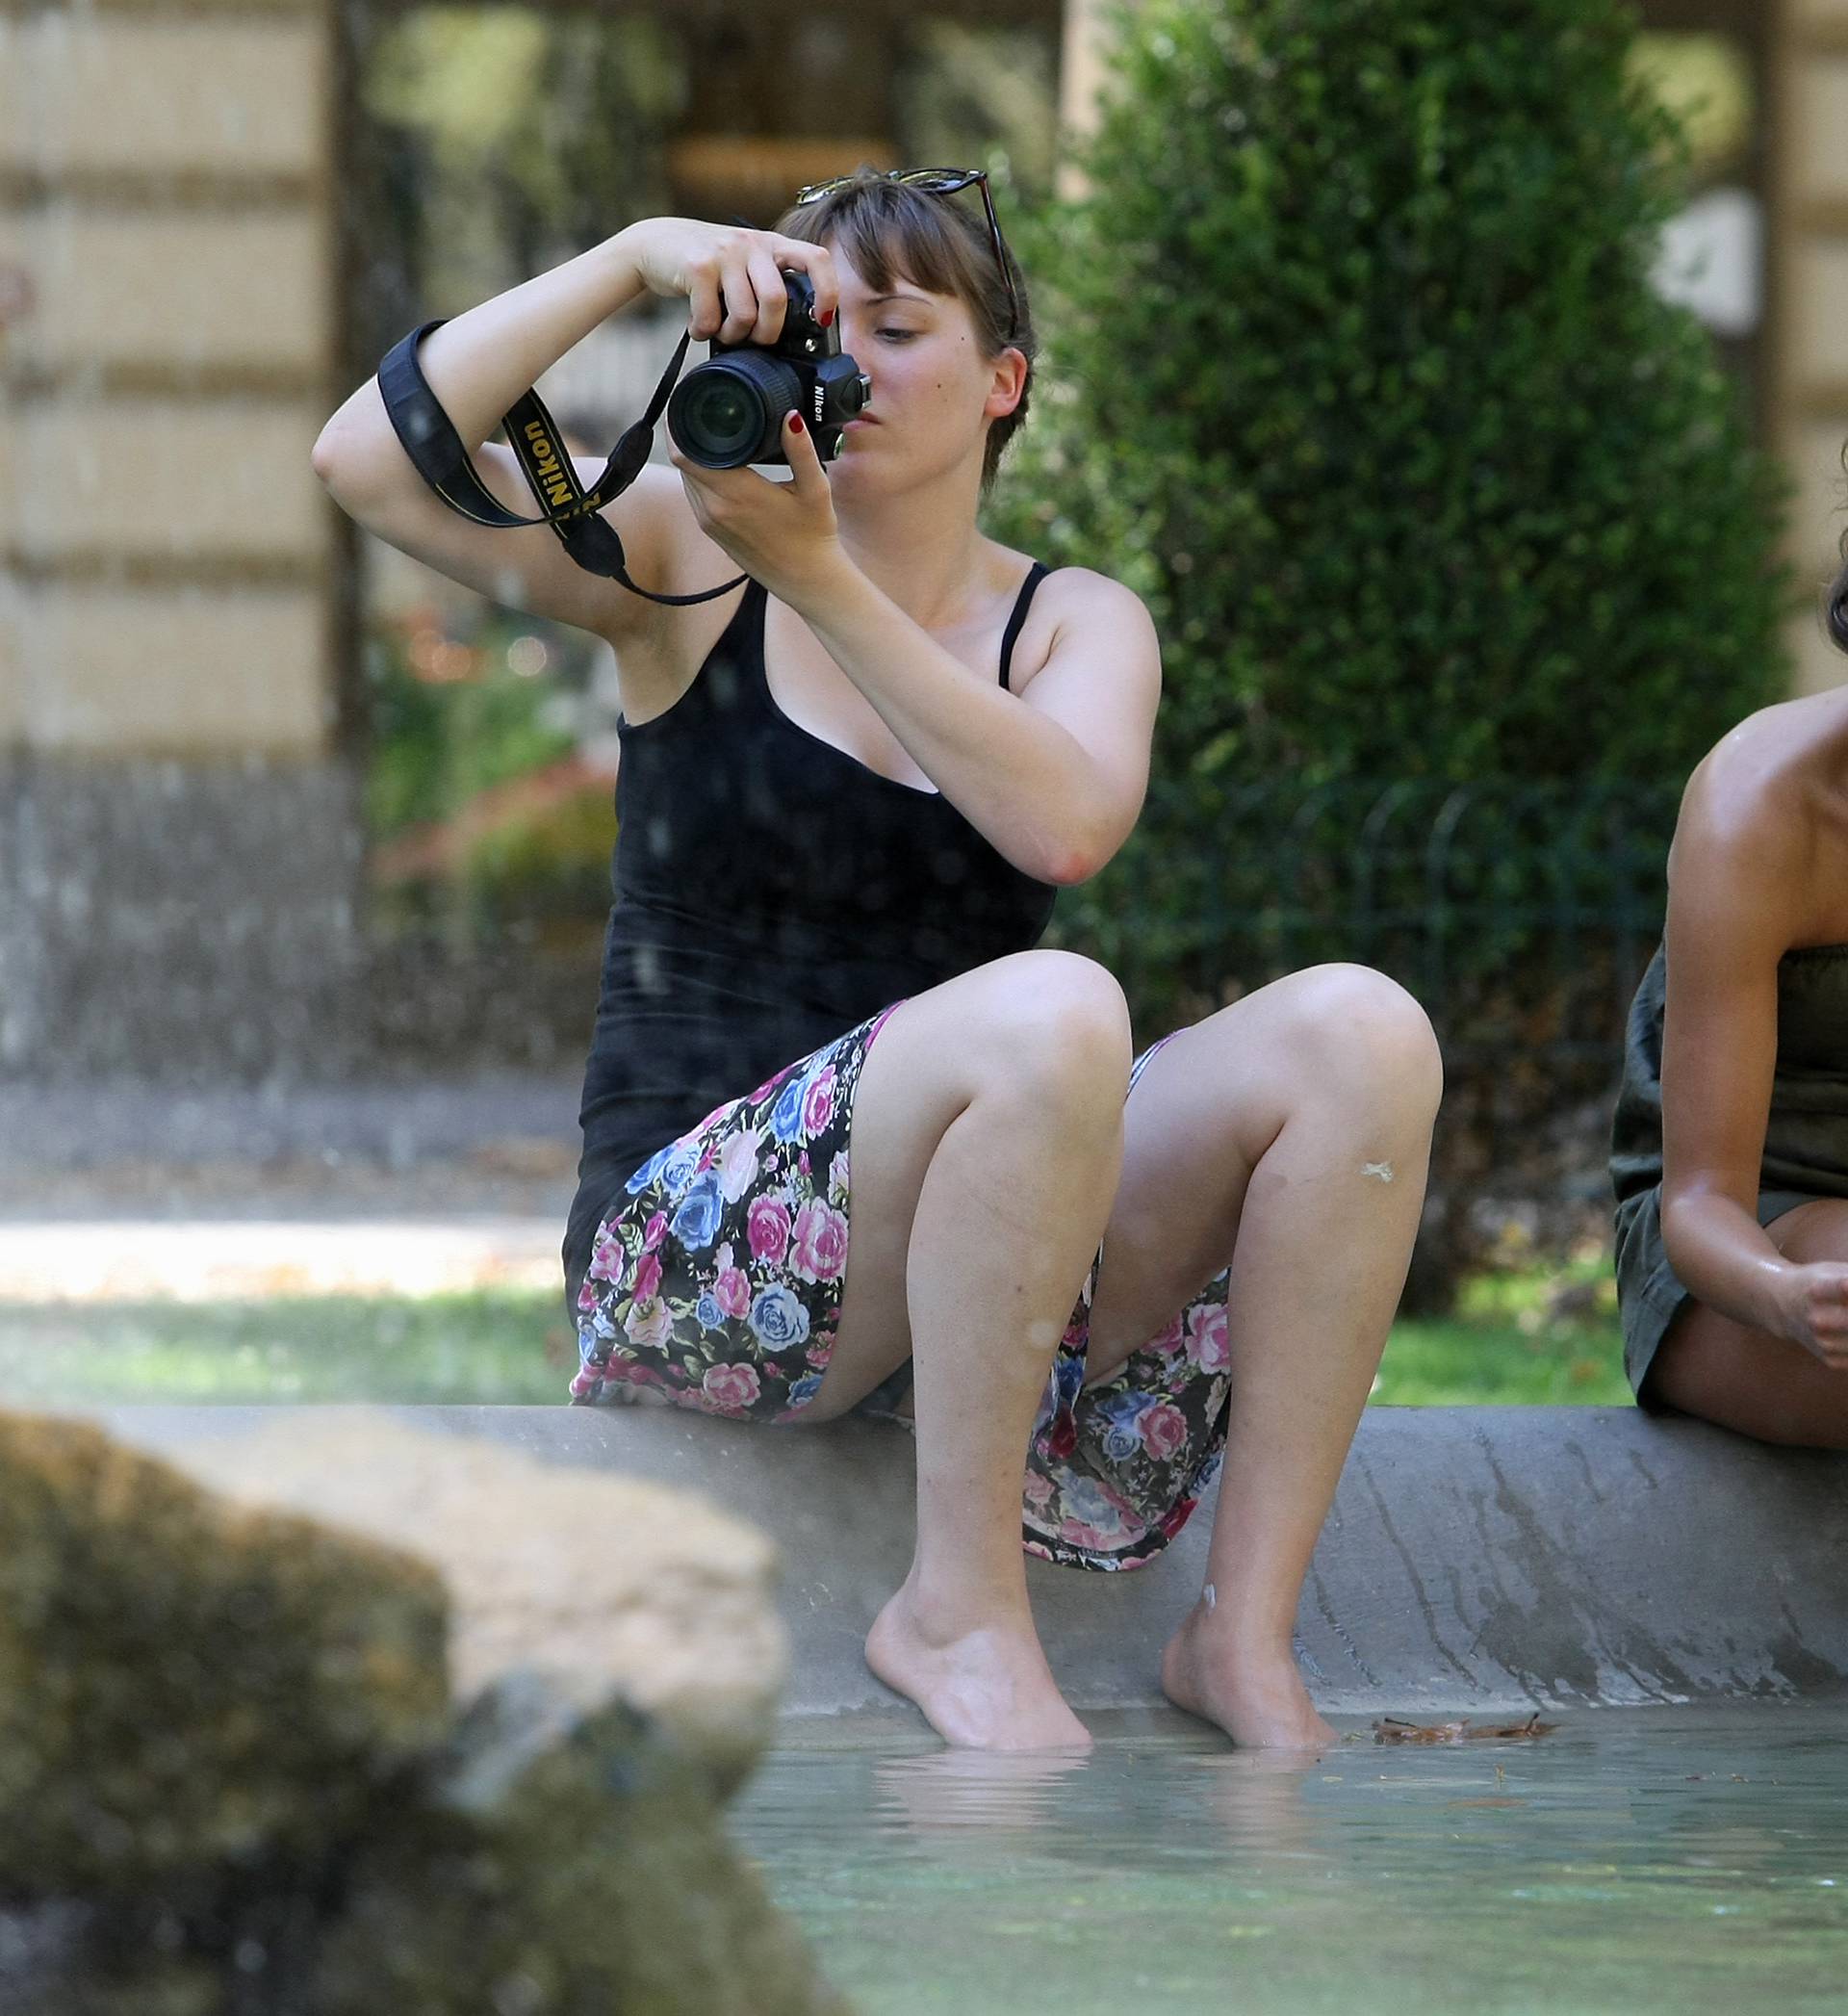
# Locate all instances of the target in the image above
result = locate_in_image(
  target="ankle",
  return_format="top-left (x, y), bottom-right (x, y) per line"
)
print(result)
top-left (890, 1564), bottom-right (1030, 1647)
top-left (1180, 1584), bottom-right (1297, 1664)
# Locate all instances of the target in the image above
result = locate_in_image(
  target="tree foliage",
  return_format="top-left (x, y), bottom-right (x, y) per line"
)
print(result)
top-left (988, 0), bottom-right (1791, 1023)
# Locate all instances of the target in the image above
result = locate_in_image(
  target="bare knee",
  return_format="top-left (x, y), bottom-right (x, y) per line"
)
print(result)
top-left (1278, 964), bottom-right (1444, 1117)
top-left (970, 949), bottom-right (1134, 1106)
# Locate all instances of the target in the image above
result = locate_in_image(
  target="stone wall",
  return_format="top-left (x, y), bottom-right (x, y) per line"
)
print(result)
top-left (0, 0), bottom-right (357, 1078)
top-left (1777, 0), bottom-right (1848, 691)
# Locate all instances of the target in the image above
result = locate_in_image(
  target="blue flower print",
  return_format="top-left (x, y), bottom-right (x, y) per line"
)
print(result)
top-left (748, 1283), bottom-right (810, 1351)
top-left (658, 1141), bottom-right (703, 1200)
top-left (1098, 1390), bottom-right (1157, 1464)
top-left (769, 1073), bottom-right (807, 1145)
top-left (695, 1291), bottom-right (725, 1331)
top-left (625, 1143), bottom-right (675, 1195)
top-left (786, 1373), bottom-right (824, 1409)
top-left (670, 1172), bottom-right (725, 1251)
top-left (1059, 1475), bottom-right (1127, 1536)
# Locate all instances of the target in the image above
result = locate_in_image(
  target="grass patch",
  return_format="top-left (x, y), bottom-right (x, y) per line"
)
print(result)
top-left (1374, 1252), bottom-right (1629, 1405)
top-left (0, 1262), bottom-right (1630, 1409)
top-left (0, 1291), bottom-right (574, 1406)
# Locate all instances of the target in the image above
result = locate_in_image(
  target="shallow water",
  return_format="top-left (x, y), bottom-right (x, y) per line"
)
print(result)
top-left (733, 1705), bottom-right (1848, 2015)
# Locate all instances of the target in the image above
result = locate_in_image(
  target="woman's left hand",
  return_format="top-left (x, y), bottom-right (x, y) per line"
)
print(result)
top-left (668, 412), bottom-right (848, 613)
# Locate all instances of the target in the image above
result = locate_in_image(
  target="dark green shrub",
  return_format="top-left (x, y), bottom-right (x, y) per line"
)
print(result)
top-left (988, 0), bottom-right (1791, 1036)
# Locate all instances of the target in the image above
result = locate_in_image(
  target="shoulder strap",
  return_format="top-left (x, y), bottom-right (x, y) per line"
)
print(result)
top-left (999, 561), bottom-right (1050, 692)
top-left (376, 319), bottom-right (747, 608)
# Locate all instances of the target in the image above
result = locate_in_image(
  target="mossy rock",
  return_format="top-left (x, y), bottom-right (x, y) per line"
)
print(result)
top-left (312, 1677), bottom-right (852, 2016)
top-left (0, 1411), bottom-right (451, 1905)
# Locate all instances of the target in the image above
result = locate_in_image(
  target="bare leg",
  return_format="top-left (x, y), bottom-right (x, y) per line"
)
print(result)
top-left (1082, 966), bottom-right (1443, 1747)
top-left (1646, 1199), bottom-right (1848, 1447)
top-left (805, 950), bottom-right (1133, 1749)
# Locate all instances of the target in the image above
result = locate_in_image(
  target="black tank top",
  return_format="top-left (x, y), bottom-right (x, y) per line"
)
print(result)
top-left (565, 563), bottom-right (1060, 1294)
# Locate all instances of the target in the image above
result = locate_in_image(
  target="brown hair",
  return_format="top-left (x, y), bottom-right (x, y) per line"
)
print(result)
top-left (774, 168), bottom-right (1036, 497)
top-left (1831, 532), bottom-right (1848, 656)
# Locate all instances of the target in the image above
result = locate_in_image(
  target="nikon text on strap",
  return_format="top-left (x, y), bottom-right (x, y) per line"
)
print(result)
top-left (376, 318), bottom-right (747, 607)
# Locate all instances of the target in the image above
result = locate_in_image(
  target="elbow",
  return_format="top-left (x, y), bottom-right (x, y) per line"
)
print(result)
top-left (1040, 831), bottom-right (1113, 889)
top-left (310, 421), bottom-right (356, 493)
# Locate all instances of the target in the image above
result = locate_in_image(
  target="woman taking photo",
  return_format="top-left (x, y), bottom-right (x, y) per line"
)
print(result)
top-left (1611, 554), bottom-right (1848, 1448)
top-left (312, 169), bottom-right (1443, 1751)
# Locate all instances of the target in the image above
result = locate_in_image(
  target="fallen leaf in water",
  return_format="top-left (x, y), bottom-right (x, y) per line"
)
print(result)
top-left (1372, 1715), bottom-right (1559, 1745)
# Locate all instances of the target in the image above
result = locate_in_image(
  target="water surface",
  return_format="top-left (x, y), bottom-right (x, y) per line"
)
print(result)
top-left (733, 1705), bottom-right (1848, 2014)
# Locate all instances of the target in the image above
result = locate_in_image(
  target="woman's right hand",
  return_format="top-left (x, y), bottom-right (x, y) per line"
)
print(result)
top-left (615, 218), bottom-right (838, 349)
top-left (1773, 1259), bottom-right (1848, 1369)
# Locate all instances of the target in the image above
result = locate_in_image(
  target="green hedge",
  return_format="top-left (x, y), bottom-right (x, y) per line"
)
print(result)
top-left (988, 0), bottom-right (1790, 1030)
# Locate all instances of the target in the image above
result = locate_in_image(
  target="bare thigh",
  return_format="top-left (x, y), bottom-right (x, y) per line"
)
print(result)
top-left (1084, 963), bottom-right (1442, 1385)
top-left (798, 947), bottom-right (1132, 1424)
top-left (1647, 1199), bottom-right (1848, 1448)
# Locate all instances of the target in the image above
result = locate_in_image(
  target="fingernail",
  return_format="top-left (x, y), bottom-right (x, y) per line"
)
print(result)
top-left (787, 412), bottom-right (805, 434)
top-left (818, 308), bottom-right (834, 327)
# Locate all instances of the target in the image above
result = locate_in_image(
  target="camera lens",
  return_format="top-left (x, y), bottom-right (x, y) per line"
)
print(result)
top-left (668, 353), bottom-right (804, 469)
top-left (677, 374), bottom-right (763, 459)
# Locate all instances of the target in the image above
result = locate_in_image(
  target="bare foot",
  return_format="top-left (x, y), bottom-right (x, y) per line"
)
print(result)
top-left (865, 1579), bottom-right (1092, 1751)
top-left (1161, 1597), bottom-right (1336, 1749)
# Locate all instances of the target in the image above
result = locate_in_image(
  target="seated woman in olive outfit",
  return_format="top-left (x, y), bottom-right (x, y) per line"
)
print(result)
top-left (312, 170), bottom-right (1443, 1751)
top-left (1612, 549), bottom-right (1848, 1447)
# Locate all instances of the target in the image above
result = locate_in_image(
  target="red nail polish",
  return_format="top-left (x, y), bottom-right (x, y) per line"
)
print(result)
top-left (787, 412), bottom-right (805, 434)
top-left (818, 308), bottom-right (835, 327)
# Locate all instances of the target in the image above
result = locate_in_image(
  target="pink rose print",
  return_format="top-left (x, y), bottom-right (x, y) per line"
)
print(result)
top-left (718, 1129), bottom-right (761, 1203)
top-left (632, 1252), bottom-right (663, 1305)
top-left (748, 1196), bottom-right (791, 1266)
top-left (1141, 1401), bottom-right (1189, 1462)
top-left (576, 1278), bottom-right (598, 1313)
top-left (801, 1066), bottom-right (836, 1137)
top-left (625, 1297), bottom-right (673, 1351)
top-left (713, 1263), bottom-right (751, 1320)
top-left (790, 1199), bottom-right (848, 1283)
top-left (829, 1149), bottom-right (849, 1197)
top-left (1059, 1517), bottom-right (1120, 1554)
top-left (587, 1227), bottom-right (625, 1286)
top-left (642, 1212), bottom-right (667, 1253)
top-left (1184, 1304), bottom-right (1230, 1372)
top-left (1022, 1470), bottom-right (1056, 1510)
top-left (1149, 1311), bottom-right (1187, 1358)
top-left (703, 1361), bottom-right (762, 1412)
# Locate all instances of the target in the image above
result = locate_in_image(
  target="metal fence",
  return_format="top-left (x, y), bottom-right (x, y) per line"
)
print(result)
top-left (1062, 778), bottom-right (1684, 1069)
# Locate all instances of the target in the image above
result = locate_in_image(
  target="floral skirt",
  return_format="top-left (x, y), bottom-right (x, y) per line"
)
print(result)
top-left (570, 1005), bottom-right (1232, 1571)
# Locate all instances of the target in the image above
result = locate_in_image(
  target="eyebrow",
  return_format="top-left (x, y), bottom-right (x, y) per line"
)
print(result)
top-left (865, 290), bottom-right (933, 307)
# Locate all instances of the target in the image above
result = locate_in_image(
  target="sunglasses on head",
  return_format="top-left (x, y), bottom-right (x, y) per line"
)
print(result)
top-left (793, 167), bottom-right (1021, 342)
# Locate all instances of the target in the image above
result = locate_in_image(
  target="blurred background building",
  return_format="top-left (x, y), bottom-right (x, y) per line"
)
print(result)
top-left (1, 0), bottom-right (1845, 1081)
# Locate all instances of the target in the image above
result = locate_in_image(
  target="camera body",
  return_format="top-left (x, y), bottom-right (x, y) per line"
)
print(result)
top-left (666, 271), bottom-right (871, 470)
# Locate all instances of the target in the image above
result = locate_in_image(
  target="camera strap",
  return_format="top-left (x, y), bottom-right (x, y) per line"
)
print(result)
top-left (376, 318), bottom-right (747, 607)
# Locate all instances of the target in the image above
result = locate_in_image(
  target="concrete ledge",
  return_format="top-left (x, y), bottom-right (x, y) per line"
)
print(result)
top-left (79, 1404), bottom-right (1848, 1719)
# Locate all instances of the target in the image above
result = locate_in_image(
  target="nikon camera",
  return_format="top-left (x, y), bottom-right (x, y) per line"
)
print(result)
top-left (666, 271), bottom-right (871, 469)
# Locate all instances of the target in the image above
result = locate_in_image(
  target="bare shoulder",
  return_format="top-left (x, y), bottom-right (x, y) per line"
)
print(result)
top-left (1678, 694), bottom-right (1838, 872)
top-left (1671, 695), bottom-right (1848, 950)
top-left (1006, 561), bottom-right (1159, 698)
